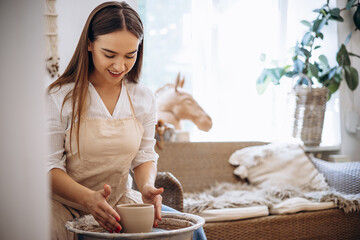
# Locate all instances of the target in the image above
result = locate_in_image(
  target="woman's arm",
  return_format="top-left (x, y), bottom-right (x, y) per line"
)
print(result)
top-left (133, 161), bottom-right (164, 226)
top-left (50, 169), bottom-right (122, 233)
top-left (50, 168), bottom-right (93, 207)
top-left (130, 85), bottom-right (163, 225)
top-left (132, 161), bottom-right (157, 191)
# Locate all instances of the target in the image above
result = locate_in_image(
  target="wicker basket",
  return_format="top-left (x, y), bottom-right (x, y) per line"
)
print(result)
top-left (292, 86), bottom-right (328, 146)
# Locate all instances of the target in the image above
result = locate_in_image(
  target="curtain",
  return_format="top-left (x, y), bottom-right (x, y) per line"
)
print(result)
top-left (189, 0), bottom-right (340, 145)
top-left (139, 0), bottom-right (340, 145)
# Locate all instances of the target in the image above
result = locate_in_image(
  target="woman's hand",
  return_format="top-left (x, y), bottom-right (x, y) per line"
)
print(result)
top-left (141, 184), bottom-right (164, 227)
top-left (85, 184), bottom-right (122, 233)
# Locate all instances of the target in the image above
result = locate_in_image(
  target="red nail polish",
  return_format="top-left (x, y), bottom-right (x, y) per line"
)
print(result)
top-left (117, 226), bottom-right (121, 230)
top-left (155, 222), bottom-right (158, 228)
top-left (115, 229), bottom-right (120, 233)
top-left (116, 217), bottom-right (120, 222)
top-left (109, 230), bottom-right (113, 233)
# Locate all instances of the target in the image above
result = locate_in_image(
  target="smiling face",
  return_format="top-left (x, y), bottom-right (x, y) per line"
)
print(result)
top-left (88, 30), bottom-right (140, 86)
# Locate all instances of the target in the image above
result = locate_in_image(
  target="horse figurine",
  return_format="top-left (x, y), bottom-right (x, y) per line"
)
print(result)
top-left (155, 73), bottom-right (212, 132)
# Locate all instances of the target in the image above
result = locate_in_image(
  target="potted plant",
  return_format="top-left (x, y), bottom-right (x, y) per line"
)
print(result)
top-left (256, 0), bottom-right (360, 146)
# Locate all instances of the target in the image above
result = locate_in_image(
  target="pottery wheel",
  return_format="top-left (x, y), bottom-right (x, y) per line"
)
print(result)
top-left (65, 211), bottom-right (205, 240)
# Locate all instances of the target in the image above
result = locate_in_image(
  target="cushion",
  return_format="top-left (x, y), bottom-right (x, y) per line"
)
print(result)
top-left (198, 206), bottom-right (269, 222)
top-left (228, 142), bottom-right (328, 191)
top-left (270, 197), bottom-right (336, 214)
top-left (311, 157), bottom-right (360, 194)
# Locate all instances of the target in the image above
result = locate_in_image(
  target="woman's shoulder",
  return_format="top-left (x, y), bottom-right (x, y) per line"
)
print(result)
top-left (125, 80), bottom-right (156, 113)
top-left (47, 82), bottom-right (74, 97)
top-left (46, 82), bottom-right (75, 109)
top-left (126, 80), bottom-right (155, 101)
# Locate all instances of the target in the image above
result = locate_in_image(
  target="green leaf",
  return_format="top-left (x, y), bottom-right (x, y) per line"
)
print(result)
top-left (329, 15), bottom-right (344, 22)
top-left (312, 19), bottom-right (322, 32)
top-left (318, 14), bottom-right (331, 32)
top-left (300, 20), bottom-right (312, 28)
top-left (319, 72), bottom-right (329, 84)
top-left (285, 71), bottom-right (298, 78)
top-left (328, 67), bottom-right (337, 80)
top-left (333, 72), bottom-right (343, 83)
top-left (309, 63), bottom-right (319, 78)
top-left (313, 14), bottom-right (331, 33)
top-left (330, 8), bottom-right (340, 17)
top-left (354, 5), bottom-right (360, 30)
top-left (295, 75), bottom-right (311, 86)
top-left (293, 59), bottom-right (304, 73)
top-left (346, 0), bottom-right (357, 10)
top-left (327, 79), bottom-right (340, 94)
top-left (336, 44), bottom-right (351, 66)
top-left (256, 70), bottom-right (272, 94)
top-left (299, 47), bottom-right (311, 58)
top-left (318, 32), bottom-right (324, 39)
top-left (318, 55), bottom-right (329, 68)
top-left (314, 46), bottom-right (321, 50)
top-left (326, 92), bottom-right (333, 101)
top-left (269, 68), bottom-right (284, 83)
top-left (318, 68), bottom-right (337, 84)
top-left (344, 66), bottom-right (359, 90)
top-left (294, 44), bottom-right (302, 56)
top-left (301, 32), bottom-right (313, 46)
top-left (313, 8), bottom-right (322, 13)
top-left (256, 67), bottom-right (291, 94)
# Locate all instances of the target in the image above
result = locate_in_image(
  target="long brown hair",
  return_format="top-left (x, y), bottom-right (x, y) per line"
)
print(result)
top-left (48, 1), bottom-right (144, 156)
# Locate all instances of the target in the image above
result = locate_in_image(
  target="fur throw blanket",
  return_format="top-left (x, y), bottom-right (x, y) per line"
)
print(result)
top-left (184, 182), bottom-right (360, 214)
top-left (184, 143), bottom-right (360, 214)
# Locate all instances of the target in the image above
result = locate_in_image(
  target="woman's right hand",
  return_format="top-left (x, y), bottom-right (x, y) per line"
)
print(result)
top-left (85, 184), bottom-right (122, 233)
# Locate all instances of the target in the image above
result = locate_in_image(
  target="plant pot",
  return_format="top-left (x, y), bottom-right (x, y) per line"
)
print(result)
top-left (292, 87), bottom-right (328, 146)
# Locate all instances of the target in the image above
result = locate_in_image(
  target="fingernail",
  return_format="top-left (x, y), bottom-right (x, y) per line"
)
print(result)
top-left (155, 222), bottom-right (158, 228)
top-left (116, 217), bottom-right (120, 222)
top-left (109, 230), bottom-right (113, 233)
top-left (117, 226), bottom-right (121, 231)
top-left (159, 217), bottom-right (162, 221)
top-left (115, 229), bottom-right (120, 233)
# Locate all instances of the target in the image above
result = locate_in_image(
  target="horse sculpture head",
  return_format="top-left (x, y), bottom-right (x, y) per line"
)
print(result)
top-left (155, 73), bottom-right (212, 131)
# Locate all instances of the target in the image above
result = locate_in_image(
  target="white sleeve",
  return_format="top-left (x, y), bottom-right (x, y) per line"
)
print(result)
top-left (130, 94), bottom-right (159, 171)
top-left (46, 92), bottom-right (67, 172)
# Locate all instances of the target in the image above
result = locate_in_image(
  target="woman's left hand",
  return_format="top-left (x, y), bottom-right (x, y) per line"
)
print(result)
top-left (141, 185), bottom-right (164, 227)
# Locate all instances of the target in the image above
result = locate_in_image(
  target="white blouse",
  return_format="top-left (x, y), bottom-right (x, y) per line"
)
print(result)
top-left (46, 79), bottom-right (159, 172)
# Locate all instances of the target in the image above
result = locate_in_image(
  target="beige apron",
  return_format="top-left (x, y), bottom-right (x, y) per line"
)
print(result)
top-left (52, 81), bottom-right (144, 213)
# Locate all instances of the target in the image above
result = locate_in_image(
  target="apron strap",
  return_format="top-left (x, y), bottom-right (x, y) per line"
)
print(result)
top-left (123, 81), bottom-right (137, 119)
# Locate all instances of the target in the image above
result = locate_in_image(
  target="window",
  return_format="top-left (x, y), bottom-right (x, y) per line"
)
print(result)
top-left (138, 0), bottom-right (340, 145)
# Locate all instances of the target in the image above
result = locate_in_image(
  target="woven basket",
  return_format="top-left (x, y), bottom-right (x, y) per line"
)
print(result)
top-left (292, 86), bottom-right (328, 146)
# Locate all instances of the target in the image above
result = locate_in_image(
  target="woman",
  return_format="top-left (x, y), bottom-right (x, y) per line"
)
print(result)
top-left (47, 1), bottom-right (206, 239)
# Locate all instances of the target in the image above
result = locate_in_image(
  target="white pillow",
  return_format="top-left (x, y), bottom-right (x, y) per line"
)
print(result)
top-left (228, 142), bottom-right (328, 191)
top-left (198, 206), bottom-right (269, 222)
top-left (270, 197), bottom-right (336, 214)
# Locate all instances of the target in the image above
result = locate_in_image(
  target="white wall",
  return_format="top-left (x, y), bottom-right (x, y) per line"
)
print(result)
top-left (56, 0), bottom-right (138, 78)
top-left (0, 0), bottom-right (49, 239)
top-left (337, 0), bottom-right (360, 162)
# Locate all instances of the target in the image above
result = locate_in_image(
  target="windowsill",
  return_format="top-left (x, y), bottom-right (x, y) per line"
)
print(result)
top-left (304, 144), bottom-right (341, 152)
